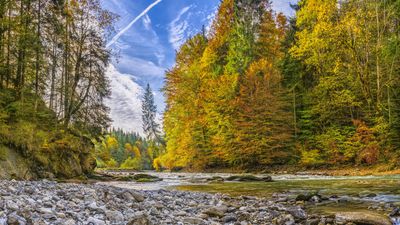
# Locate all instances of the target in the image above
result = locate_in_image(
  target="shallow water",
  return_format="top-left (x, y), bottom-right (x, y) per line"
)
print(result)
top-left (177, 175), bottom-right (400, 200)
top-left (176, 174), bottom-right (400, 223)
top-left (102, 172), bottom-right (400, 223)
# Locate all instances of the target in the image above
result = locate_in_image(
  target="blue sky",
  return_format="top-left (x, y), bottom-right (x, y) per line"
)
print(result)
top-left (100, 0), bottom-right (297, 133)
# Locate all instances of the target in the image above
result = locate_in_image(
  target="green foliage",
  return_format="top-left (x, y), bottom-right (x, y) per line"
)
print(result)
top-left (0, 145), bottom-right (8, 161)
top-left (120, 157), bottom-right (141, 170)
top-left (162, 0), bottom-right (293, 170)
top-left (300, 149), bottom-right (323, 166)
top-left (106, 158), bottom-right (118, 168)
top-left (93, 129), bottom-right (163, 170)
top-left (161, 0), bottom-right (400, 170)
top-left (0, 89), bottom-right (96, 178)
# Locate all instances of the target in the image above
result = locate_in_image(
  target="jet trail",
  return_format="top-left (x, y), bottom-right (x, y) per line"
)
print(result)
top-left (106, 0), bottom-right (162, 48)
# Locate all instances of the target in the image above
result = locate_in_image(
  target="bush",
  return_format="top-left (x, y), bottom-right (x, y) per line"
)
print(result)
top-left (96, 159), bottom-right (106, 168)
top-left (120, 157), bottom-right (141, 170)
top-left (300, 149), bottom-right (324, 166)
top-left (153, 158), bottom-right (162, 171)
top-left (106, 158), bottom-right (118, 168)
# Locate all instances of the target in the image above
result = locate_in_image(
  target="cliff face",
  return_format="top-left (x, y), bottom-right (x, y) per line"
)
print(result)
top-left (0, 132), bottom-right (96, 180)
top-left (0, 89), bottom-right (96, 179)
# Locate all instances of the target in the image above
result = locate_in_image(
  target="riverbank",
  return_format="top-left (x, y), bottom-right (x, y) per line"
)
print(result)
top-left (97, 163), bottom-right (400, 177)
top-left (0, 179), bottom-right (399, 225)
top-left (0, 180), bottom-right (315, 225)
top-left (195, 164), bottom-right (400, 177)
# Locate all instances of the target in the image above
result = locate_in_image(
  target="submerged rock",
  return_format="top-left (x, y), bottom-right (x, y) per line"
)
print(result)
top-left (206, 176), bottom-right (224, 182)
top-left (133, 174), bottom-right (162, 182)
top-left (226, 175), bottom-right (272, 182)
top-left (335, 211), bottom-right (392, 225)
top-left (358, 191), bottom-right (378, 198)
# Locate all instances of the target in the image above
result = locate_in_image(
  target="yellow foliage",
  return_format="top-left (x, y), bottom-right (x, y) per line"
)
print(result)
top-left (105, 136), bottom-right (118, 150)
top-left (301, 149), bottom-right (323, 166)
top-left (153, 158), bottom-right (162, 171)
top-left (133, 145), bottom-right (141, 159)
top-left (106, 158), bottom-right (118, 168)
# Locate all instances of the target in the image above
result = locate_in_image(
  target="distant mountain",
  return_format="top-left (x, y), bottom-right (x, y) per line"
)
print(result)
top-left (105, 64), bottom-right (144, 135)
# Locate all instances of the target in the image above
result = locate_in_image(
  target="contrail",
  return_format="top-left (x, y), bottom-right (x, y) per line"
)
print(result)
top-left (106, 0), bottom-right (162, 48)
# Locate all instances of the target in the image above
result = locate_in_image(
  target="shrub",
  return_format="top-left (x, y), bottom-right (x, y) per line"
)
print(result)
top-left (120, 157), bottom-right (141, 170)
top-left (106, 158), bottom-right (118, 168)
top-left (96, 159), bottom-right (106, 168)
top-left (153, 158), bottom-right (162, 171)
top-left (300, 149), bottom-right (324, 166)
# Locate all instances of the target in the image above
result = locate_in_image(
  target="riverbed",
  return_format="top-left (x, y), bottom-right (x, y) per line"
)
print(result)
top-left (2, 172), bottom-right (399, 224)
top-left (100, 171), bottom-right (400, 224)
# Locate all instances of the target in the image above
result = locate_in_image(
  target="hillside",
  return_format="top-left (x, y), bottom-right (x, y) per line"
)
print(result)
top-left (0, 89), bottom-right (95, 179)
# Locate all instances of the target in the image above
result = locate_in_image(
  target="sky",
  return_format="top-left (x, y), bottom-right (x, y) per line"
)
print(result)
top-left (100, 0), bottom-right (297, 134)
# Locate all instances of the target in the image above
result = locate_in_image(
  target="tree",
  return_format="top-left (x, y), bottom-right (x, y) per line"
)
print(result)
top-left (162, 0), bottom-right (293, 170)
top-left (142, 83), bottom-right (161, 141)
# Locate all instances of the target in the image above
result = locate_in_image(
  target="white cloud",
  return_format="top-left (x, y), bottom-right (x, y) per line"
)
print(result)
top-left (168, 6), bottom-right (192, 50)
top-left (205, 6), bottom-right (218, 34)
top-left (142, 14), bottom-right (152, 31)
top-left (105, 64), bottom-right (144, 135)
top-left (118, 56), bottom-right (166, 78)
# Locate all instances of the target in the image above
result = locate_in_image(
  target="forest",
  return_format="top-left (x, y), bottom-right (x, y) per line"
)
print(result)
top-left (1, 0), bottom-right (400, 176)
top-left (161, 0), bottom-right (400, 171)
top-left (0, 0), bottom-right (116, 178)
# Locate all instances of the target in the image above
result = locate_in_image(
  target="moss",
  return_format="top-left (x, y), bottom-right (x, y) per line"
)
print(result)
top-left (0, 145), bottom-right (8, 161)
top-left (136, 178), bottom-right (161, 182)
top-left (133, 174), bottom-right (162, 182)
top-left (0, 89), bottom-right (96, 179)
top-left (226, 175), bottom-right (272, 182)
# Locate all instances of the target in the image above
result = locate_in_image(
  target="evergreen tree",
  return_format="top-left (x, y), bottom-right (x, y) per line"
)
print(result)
top-left (142, 83), bottom-right (160, 141)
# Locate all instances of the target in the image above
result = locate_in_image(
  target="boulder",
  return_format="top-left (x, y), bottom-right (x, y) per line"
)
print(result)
top-left (295, 192), bottom-right (320, 202)
top-left (127, 213), bottom-right (152, 225)
top-left (202, 206), bottom-right (226, 218)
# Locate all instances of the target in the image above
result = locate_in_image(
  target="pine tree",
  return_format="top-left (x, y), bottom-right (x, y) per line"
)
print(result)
top-left (142, 83), bottom-right (160, 141)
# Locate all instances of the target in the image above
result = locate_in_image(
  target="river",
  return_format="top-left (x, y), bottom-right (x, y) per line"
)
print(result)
top-left (100, 172), bottom-right (400, 224)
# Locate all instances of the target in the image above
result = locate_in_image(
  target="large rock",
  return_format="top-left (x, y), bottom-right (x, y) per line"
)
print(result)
top-left (182, 217), bottom-right (205, 224)
top-left (120, 191), bottom-right (145, 202)
top-left (127, 213), bottom-right (152, 225)
top-left (335, 211), bottom-right (392, 225)
top-left (202, 206), bottom-right (227, 218)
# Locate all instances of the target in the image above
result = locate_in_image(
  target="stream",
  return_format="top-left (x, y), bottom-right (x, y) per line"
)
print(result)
top-left (101, 172), bottom-right (400, 224)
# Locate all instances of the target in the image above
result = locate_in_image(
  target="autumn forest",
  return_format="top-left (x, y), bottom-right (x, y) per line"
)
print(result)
top-left (161, 0), bottom-right (400, 171)
top-left (0, 0), bottom-right (400, 176)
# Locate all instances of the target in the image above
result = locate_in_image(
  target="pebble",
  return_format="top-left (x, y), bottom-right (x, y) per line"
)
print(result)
top-left (0, 180), bottom-right (392, 225)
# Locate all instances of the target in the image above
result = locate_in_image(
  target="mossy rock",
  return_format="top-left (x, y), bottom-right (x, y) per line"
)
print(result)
top-left (206, 176), bottom-right (224, 182)
top-left (133, 174), bottom-right (162, 182)
top-left (113, 175), bottom-right (134, 181)
top-left (226, 175), bottom-right (272, 182)
top-left (295, 192), bottom-right (320, 201)
top-left (136, 178), bottom-right (161, 182)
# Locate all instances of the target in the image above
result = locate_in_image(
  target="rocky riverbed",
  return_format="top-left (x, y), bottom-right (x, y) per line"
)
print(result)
top-left (0, 179), bottom-right (399, 225)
